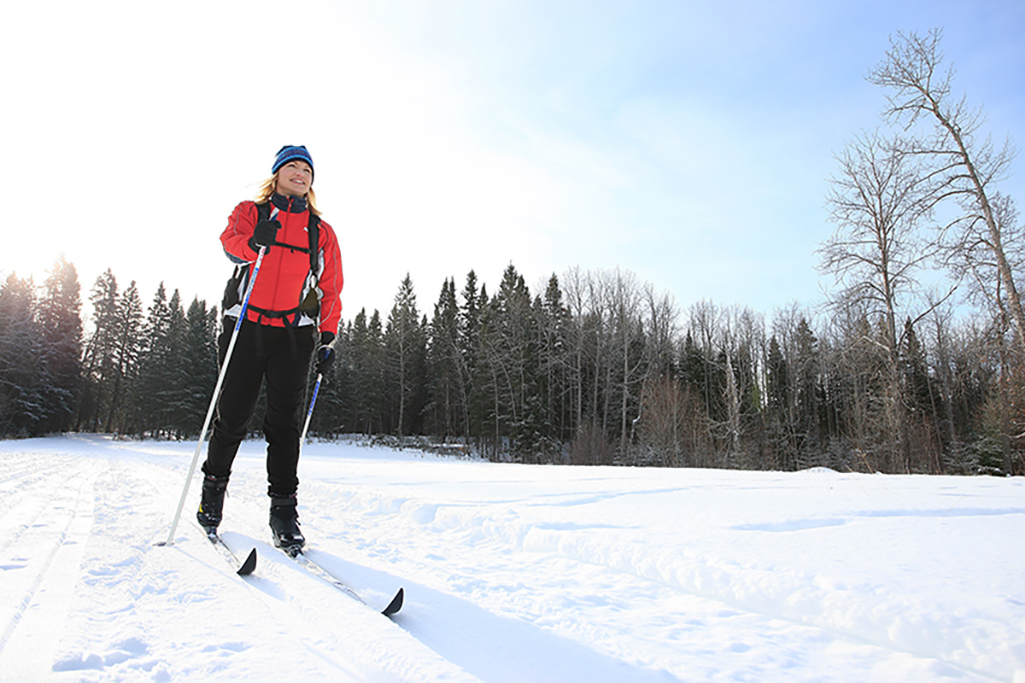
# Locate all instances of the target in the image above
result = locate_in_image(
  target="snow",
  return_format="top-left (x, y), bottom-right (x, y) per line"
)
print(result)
top-left (1, 435), bottom-right (1024, 682)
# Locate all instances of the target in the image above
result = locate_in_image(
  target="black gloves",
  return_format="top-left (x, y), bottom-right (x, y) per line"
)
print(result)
top-left (249, 218), bottom-right (281, 251)
top-left (315, 332), bottom-right (335, 377)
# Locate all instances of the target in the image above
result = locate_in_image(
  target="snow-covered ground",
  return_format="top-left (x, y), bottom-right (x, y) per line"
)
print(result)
top-left (1, 435), bottom-right (1023, 682)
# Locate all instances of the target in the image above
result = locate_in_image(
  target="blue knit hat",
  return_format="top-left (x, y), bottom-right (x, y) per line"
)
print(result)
top-left (272, 145), bottom-right (314, 177)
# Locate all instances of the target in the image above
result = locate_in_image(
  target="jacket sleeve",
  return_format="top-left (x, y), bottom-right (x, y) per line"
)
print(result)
top-left (316, 219), bottom-right (344, 336)
top-left (220, 201), bottom-right (261, 264)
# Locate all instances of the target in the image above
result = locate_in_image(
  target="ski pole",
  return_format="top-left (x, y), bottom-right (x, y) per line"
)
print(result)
top-left (162, 210), bottom-right (277, 546)
top-left (298, 373), bottom-right (323, 457)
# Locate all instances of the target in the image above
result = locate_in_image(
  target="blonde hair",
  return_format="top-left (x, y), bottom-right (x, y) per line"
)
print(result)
top-left (255, 172), bottom-right (321, 216)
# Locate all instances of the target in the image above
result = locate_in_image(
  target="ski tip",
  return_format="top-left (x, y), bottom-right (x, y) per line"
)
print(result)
top-left (382, 587), bottom-right (404, 617)
top-left (237, 548), bottom-right (258, 576)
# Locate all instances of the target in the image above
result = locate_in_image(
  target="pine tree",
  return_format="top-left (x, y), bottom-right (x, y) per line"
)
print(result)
top-left (76, 272), bottom-right (143, 434)
top-left (157, 290), bottom-right (188, 436)
top-left (174, 298), bottom-right (218, 437)
top-left (0, 274), bottom-right (45, 436)
top-left (792, 317), bottom-right (825, 467)
top-left (483, 265), bottom-right (537, 460)
top-left (130, 284), bottom-right (176, 436)
top-left (426, 278), bottom-right (466, 438)
top-left (36, 257), bottom-right (83, 433)
top-left (103, 281), bottom-right (143, 432)
top-left (347, 308), bottom-right (386, 433)
top-left (384, 275), bottom-right (426, 436)
top-left (765, 335), bottom-right (792, 469)
top-left (900, 317), bottom-right (943, 472)
top-left (536, 274), bottom-right (573, 455)
top-left (78, 270), bottom-right (119, 431)
top-left (460, 272), bottom-right (489, 447)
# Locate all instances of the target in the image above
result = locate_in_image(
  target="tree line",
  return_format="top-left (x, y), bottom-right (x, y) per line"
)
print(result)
top-left (0, 260), bottom-right (220, 441)
top-left (1, 30), bottom-right (1021, 474)
top-left (1, 256), bottom-right (1020, 474)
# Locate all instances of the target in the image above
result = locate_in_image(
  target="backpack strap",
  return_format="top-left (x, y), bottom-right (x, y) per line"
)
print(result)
top-left (307, 213), bottom-right (320, 275)
top-left (255, 201), bottom-right (319, 272)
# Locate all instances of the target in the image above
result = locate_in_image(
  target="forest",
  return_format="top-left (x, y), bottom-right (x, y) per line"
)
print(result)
top-left (1, 31), bottom-right (1022, 474)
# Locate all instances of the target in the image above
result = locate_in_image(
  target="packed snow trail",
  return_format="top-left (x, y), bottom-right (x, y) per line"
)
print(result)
top-left (1, 435), bottom-right (1024, 682)
top-left (0, 452), bottom-right (99, 682)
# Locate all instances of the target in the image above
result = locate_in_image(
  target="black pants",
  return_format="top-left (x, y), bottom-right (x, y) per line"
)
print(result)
top-left (202, 318), bottom-right (315, 497)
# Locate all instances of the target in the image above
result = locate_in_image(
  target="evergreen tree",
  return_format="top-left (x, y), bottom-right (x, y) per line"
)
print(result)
top-left (78, 270), bottom-right (119, 431)
top-left (365, 310), bottom-right (387, 433)
top-left (130, 284), bottom-right (177, 436)
top-left (36, 257), bottom-right (83, 433)
top-left (765, 335), bottom-right (792, 469)
top-left (76, 272), bottom-right (143, 434)
top-left (536, 274), bottom-right (573, 454)
top-left (345, 308), bottom-right (386, 433)
top-left (0, 274), bottom-right (45, 436)
top-left (384, 275), bottom-right (426, 435)
top-left (460, 272), bottom-right (490, 447)
top-left (174, 298), bottom-right (218, 437)
top-left (103, 281), bottom-right (143, 432)
top-left (900, 317), bottom-right (943, 472)
top-left (792, 317), bottom-right (826, 466)
top-left (163, 291), bottom-right (188, 435)
top-left (426, 278), bottom-right (466, 438)
top-left (477, 265), bottom-right (537, 460)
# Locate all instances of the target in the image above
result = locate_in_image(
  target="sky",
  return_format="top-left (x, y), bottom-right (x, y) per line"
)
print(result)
top-left (2, 0), bottom-right (1024, 328)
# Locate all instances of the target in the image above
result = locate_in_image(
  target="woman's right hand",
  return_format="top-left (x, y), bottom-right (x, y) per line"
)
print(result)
top-left (250, 218), bottom-right (281, 250)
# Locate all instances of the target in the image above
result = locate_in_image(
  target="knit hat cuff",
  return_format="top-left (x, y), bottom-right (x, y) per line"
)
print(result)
top-left (272, 145), bottom-right (314, 177)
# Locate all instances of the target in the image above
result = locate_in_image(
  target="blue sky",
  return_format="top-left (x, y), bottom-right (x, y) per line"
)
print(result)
top-left (3, 0), bottom-right (1023, 325)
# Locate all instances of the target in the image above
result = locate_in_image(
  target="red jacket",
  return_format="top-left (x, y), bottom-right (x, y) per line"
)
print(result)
top-left (220, 200), bottom-right (343, 336)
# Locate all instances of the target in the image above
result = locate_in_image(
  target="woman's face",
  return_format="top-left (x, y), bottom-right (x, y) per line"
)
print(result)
top-left (275, 160), bottom-right (313, 197)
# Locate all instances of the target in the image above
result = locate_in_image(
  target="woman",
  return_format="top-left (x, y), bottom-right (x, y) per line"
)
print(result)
top-left (197, 144), bottom-right (343, 551)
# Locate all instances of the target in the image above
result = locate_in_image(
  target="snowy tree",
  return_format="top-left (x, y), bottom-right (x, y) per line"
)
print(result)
top-left (0, 274), bottom-right (45, 436)
top-left (385, 275), bottom-right (427, 436)
top-left (78, 270), bottom-right (119, 431)
top-left (129, 284), bottom-right (179, 437)
top-left (426, 278), bottom-right (466, 438)
top-left (35, 257), bottom-right (83, 433)
top-left (76, 272), bottom-right (143, 433)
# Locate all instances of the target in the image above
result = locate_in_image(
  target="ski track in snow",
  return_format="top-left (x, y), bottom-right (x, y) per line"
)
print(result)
top-left (0, 435), bottom-right (1024, 682)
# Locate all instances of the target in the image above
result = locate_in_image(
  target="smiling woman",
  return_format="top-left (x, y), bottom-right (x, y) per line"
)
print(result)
top-left (275, 161), bottom-right (314, 200)
top-left (195, 144), bottom-right (343, 553)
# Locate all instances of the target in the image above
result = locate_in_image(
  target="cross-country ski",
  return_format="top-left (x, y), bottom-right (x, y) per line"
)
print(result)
top-left (202, 525), bottom-right (257, 577)
top-left (282, 545), bottom-right (404, 617)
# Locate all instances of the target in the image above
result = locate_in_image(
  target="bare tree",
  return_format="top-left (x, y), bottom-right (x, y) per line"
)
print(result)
top-left (820, 131), bottom-right (939, 471)
top-left (869, 28), bottom-right (1025, 353)
top-left (637, 375), bottom-right (700, 467)
top-left (606, 269), bottom-right (645, 455)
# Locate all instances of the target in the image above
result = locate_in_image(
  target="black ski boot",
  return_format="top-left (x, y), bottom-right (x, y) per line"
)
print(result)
top-left (269, 494), bottom-right (305, 555)
top-left (196, 472), bottom-right (229, 533)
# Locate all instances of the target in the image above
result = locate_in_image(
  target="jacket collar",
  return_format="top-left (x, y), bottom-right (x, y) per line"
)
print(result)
top-left (270, 192), bottom-right (308, 214)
